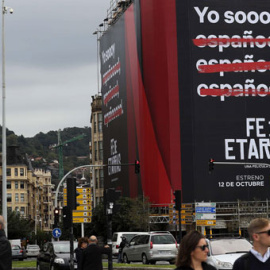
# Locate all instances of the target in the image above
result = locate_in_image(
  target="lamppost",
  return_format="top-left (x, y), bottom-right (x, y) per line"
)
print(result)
top-left (2, 0), bottom-right (13, 237)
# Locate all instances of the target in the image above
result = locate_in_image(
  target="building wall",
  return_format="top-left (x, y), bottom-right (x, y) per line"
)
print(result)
top-left (91, 95), bottom-right (104, 206)
top-left (1, 165), bottom-right (54, 232)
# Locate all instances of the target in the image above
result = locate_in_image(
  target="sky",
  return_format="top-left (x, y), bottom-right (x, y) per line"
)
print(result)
top-left (1, 0), bottom-right (110, 137)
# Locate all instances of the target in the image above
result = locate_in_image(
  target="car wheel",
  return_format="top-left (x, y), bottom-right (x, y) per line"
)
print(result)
top-left (150, 261), bottom-right (156, 265)
top-left (142, 254), bottom-right (149, 264)
top-left (123, 254), bottom-right (130, 264)
top-left (19, 258), bottom-right (23, 261)
top-left (169, 260), bottom-right (175, 265)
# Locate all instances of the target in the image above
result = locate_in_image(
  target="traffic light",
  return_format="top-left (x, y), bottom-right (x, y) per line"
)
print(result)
top-left (173, 190), bottom-right (181, 211)
top-left (209, 158), bottom-right (214, 174)
top-left (67, 177), bottom-right (80, 210)
top-left (135, 160), bottom-right (140, 174)
top-left (54, 207), bottom-right (60, 227)
top-left (62, 206), bottom-right (72, 229)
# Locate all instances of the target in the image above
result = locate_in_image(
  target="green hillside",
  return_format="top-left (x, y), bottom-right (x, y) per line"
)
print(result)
top-left (0, 126), bottom-right (91, 185)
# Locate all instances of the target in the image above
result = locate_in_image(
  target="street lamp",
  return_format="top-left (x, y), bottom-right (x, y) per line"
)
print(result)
top-left (2, 0), bottom-right (13, 237)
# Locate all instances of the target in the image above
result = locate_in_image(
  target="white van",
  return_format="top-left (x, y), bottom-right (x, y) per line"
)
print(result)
top-left (112, 232), bottom-right (145, 257)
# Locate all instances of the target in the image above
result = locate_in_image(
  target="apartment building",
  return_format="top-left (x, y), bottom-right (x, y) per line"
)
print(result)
top-left (90, 94), bottom-right (104, 206)
top-left (0, 147), bottom-right (54, 232)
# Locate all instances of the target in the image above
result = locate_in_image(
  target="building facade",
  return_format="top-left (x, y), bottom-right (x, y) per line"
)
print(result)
top-left (90, 95), bottom-right (104, 206)
top-left (1, 164), bottom-right (54, 232)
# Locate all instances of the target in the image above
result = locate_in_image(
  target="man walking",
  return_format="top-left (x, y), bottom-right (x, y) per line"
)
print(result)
top-left (0, 215), bottom-right (12, 270)
top-left (233, 217), bottom-right (270, 270)
top-left (81, 235), bottom-right (111, 270)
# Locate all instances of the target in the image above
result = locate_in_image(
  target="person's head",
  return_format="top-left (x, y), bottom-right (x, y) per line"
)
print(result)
top-left (248, 218), bottom-right (270, 249)
top-left (176, 231), bottom-right (209, 268)
top-left (78, 237), bottom-right (88, 249)
top-left (0, 216), bottom-right (5, 231)
top-left (89, 235), bottom-right (98, 244)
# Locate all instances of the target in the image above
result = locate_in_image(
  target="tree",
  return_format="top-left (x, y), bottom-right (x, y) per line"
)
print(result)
top-left (7, 211), bottom-right (34, 240)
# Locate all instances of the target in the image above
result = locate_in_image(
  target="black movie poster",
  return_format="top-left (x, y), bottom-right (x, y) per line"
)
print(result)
top-left (177, 0), bottom-right (270, 202)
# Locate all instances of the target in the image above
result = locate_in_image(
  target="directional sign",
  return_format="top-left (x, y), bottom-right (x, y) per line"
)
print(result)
top-left (52, 228), bottom-right (62, 238)
top-left (195, 207), bottom-right (216, 213)
top-left (76, 205), bottom-right (92, 211)
top-left (196, 213), bottom-right (216, 220)
top-left (73, 217), bottom-right (92, 223)
top-left (72, 211), bottom-right (92, 217)
top-left (196, 220), bottom-right (216, 226)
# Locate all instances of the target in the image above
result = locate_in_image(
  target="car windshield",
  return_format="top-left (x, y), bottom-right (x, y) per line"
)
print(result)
top-left (151, 235), bottom-right (175, 244)
top-left (53, 242), bottom-right (78, 253)
top-left (210, 239), bottom-right (252, 255)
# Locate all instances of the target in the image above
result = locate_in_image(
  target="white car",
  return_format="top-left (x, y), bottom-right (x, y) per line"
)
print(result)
top-left (26, 244), bottom-right (40, 257)
top-left (206, 238), bottom-right (252, 269)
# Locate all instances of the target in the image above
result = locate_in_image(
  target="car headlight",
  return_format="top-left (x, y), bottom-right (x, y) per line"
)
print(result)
top-left (215, 258), bottom-right (232, 269)
top-left (54, 258), bottom-right (65, 264)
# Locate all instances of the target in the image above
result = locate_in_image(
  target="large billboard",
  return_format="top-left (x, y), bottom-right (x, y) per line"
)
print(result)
top-left (101, 0), bottom-right (270, 203)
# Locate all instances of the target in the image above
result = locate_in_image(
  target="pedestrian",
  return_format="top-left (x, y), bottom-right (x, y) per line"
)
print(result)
top-left (81, 235), bottom-right (111, 270)
top-left (233, 217), bottom-right (270, 270)
top-left (0, 215), bottom-right (12, 270)
top-left (175, 230), bottom-right (216, 270)
top-left (118, 236), bottom-right (127, 263)
top-left (75, 237), bottom-right (88, 270)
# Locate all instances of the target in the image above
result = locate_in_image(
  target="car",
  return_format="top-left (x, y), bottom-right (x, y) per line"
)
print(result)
top-left (206, 238), bottom-right (252, 269)
top-left (122, 231), bottom-right (178, 264)
top-left (12, 245), bottom-right (27, 261)
top-left (37, 241), bottom-right (78, 270)
top-left (26, 244), bottom-right (40, 257)
top-left (112, 232), bottom-right (145, 257)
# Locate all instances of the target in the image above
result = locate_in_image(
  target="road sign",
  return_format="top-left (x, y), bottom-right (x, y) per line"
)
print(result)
top-left (196, 213), bottom-right (216, 220)
top-left (52, 228), bottom-right (62, 238)
top-left (76, 205), bottom-right (92, 211)
top-left (73, 211), bottom-right (92, 217)
top-left (73, 217), bottom-right (92, 223)
top-left (195, 207), bottom-right (216, 213)
top-left (196, 220), bottom-right (216, 226)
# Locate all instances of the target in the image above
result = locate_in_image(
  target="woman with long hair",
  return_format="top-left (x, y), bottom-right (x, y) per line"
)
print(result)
top-left (175, 231), bottom-right (216, 270)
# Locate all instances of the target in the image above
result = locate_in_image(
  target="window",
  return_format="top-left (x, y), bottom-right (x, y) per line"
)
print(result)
top-left (20, 168), bottom-right (24, 176)
top-left (20, 181), bottom-right (24, 189)
top-left (7, 193), bottom-right (12, 202)
top-left (20, 207), bottom-right (25, 215)
top-left (15, 181), bottom-right (18, 189)
top-left (95, 169), bottom-right (99, 188)
top-left (98, 113), bottom-right (103, 132)
top-left (100, 169), bottom-right (104, 188)
top-left (98, 141), bottom-right (103, 161)
top-left (6, 168), bottom-right (11, 176)
top-left (15, 168), bottom-right (18, 176)
top-left (7, 181), bottom-right (11, 189)
top-left (94, 142), bottom-right (98, 161)
top-left (93, 114), bottom-right (97, 133)
top-left (20, 193), bottom-right (24, 202)
top-left (15, 193), bottom-right (19, 202)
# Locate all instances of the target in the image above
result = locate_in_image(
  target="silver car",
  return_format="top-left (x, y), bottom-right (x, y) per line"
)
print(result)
top-left (122, 232), bottom-right (178, 264)
top-left (26, 244), bottom-right (40, 257)
top-left (206, 238), bottom-right (252, 269)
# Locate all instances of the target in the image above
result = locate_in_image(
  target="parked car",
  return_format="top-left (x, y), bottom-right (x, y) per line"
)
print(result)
top-left (12, 245), bottom-right (27, 261)
top-left (112, 232), bottom-right (145, 257)
top-left (37, 241), bottom-right (78, 270)
top-left (26, 244), bottom-right (40, 257)
top-left (122, 231), bottom-right (178, 264)
top-left (206, 238), bottom-right (252, 269)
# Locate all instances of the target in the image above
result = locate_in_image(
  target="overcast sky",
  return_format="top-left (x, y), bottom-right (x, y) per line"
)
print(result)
top-left (1, 0), bottom-right (110, 137)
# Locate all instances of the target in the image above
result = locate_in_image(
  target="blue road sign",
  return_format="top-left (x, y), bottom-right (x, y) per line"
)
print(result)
top-left (52, 228), bottom-right (62, 238)
top-left (195, 207), bottom-right (216, 213)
